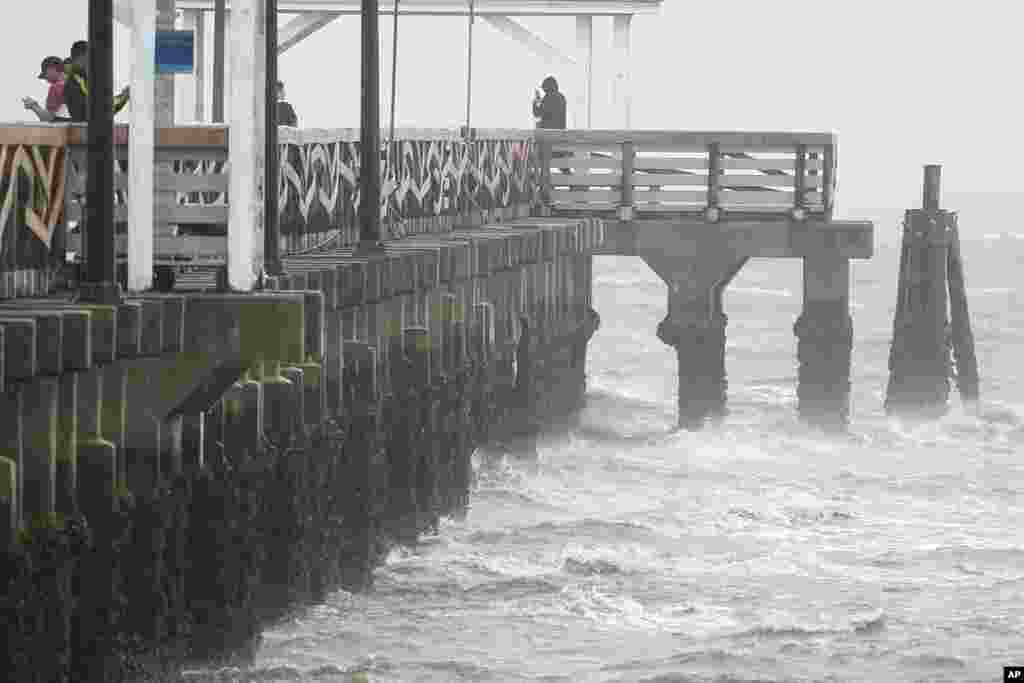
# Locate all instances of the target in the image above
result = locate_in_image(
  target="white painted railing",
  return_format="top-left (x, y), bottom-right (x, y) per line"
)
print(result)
top-left (535, 130), bottom-right (837, 221)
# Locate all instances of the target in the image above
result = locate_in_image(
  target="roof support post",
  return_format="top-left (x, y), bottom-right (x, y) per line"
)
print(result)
top-left (228, 0), bottom-right (262, 290)
top-left (194, 9), bottom-right (207, 121)
top-left (81, 0), bottom-right (121, 304)
top-left (128, 0), bottom-right (156, 292)
top-left (575, 15), bottom-right (593, 129)
top-left (358, 0), bottom-right (382, 247)
top-left (611, 14), bottom-right (632, 129)
top-left (213, 0), bottom-right (227, 122)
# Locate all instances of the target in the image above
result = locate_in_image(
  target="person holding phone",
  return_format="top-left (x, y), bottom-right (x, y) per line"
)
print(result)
top-left (531, 76), bottom-right (566, 130)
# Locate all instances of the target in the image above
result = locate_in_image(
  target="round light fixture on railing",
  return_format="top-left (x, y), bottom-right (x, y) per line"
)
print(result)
top-left (791, 207), bottom-right (807, 222)
top-left (704, 206), bottom-right (720, 223)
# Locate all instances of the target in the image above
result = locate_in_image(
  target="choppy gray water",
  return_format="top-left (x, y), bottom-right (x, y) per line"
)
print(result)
top-left (187, 214), bottom-right (1024, 683)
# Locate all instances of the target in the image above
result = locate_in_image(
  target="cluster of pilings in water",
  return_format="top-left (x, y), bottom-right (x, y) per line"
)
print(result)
top-left (885, 165), bottom-right (979, 418)
top-left (0, 215), bottom-right (603, 681)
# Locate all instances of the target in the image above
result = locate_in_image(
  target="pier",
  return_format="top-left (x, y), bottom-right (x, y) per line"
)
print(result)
top-left (0, 0), bottom-right (882, 678)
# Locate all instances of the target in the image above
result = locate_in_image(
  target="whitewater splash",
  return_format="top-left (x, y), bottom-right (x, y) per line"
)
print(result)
top-left (180, 238), bottom-right (1023, 683)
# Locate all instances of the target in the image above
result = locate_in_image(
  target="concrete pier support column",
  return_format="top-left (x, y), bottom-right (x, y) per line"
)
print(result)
top-left (657, 301), bottom-right (728, 431)
top-left (181, 412), bottom-right (205, 469)
top-left (239, 367), bottom-right (263, 456)
top-left (76, 367), bottom-right (117, 519)
top-left (263, 360), bottom-right (295, 449)
top-left (340, 343), bottom-right (379, 590)
top-left (0, 387), bottom-right (23, 530)
top-left (21, 377), bottom-right (59, 522)
top-left (101, 364), bottom-right (128, 489)
top-left (0, 456), bottom-right (14, 548)
top-left (795, 255), bottom-right (853, 430)
top-left (296, 356), bottom-right (323, 436)
top-left (281, 365), bottom-right (305, 444)
top-left (161, 415), bottom-right (183, 481)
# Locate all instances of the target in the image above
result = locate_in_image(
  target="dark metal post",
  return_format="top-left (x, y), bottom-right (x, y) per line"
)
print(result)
top-left (82, 0), bottom-right (121, 303)
top-left (923, 164), bottom-right (941, 213)
top-left (213, 0), bottom-right (226, 123)
top-left (388, 0), bottom-right (400, 142)
top-left (359, 0), bottom-right (381, 246)
top-left (264, 0), bottom-right (282, 275)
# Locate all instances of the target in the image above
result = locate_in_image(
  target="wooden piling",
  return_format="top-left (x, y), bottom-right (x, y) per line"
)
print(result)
top-left (0, 456), bottom-right (14, 548)
top-left (21, 377), bottom-right (59, 522)
top-left (885, 165), bottom-right (978, 415)
top-left (945, 213), bottom-right (980, 402)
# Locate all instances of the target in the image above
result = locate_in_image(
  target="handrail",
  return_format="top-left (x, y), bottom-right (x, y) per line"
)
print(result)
top-left (533, 129), bottom-right (837, 221)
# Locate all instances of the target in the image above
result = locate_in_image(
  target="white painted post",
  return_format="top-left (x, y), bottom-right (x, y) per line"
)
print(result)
top-left (128, 0), bottom-right (156, 292)
top-left (175, 11), bottom-right (194, 122)
top-left (575, 15), bottom-right (593, 129)
top-left (194, 10), bottom-right (206, 122)
top-left (612, 14), bottom-right (632, 129)
top-left (252, 0), bottom-right (266, 274)
top-left (228, 0), bottom-right (260, 291)
top-left (224, 10), bottom-right (233, 120)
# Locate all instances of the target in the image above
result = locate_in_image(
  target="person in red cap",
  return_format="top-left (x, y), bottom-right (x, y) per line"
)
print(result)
top-left (23, 55), bottom-right (68, 122)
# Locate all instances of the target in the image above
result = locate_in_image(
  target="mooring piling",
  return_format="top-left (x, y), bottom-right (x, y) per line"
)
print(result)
top-left (885, 164), bottom-right (979, 416)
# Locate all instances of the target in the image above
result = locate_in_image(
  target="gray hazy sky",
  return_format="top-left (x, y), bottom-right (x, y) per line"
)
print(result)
top-left (2, 0), bottom-right (1020, 212)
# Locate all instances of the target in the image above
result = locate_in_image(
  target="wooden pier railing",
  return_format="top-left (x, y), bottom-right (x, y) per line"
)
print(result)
top-left (0, 124), bottom-right (538, 281)
top-left (535, 130), bottom-right (837, 221)
top-left (0, 124), bottom-right (840, 296)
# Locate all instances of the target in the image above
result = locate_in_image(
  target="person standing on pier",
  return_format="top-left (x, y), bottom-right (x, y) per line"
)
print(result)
top-left (22, 56), bottom-right (68, 122)
top-left (532, 76), bottom-right (566, 130)
top-left (532, 76), bottom-right (571, 185)
top-left (63, 40), bottom-right (131, 123)
top-left (276, 80), bottom-right (298, 128)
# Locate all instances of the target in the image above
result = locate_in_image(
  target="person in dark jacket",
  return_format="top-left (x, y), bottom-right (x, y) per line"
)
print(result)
top-left (532, 76), bottom-right (570, 183)
top-left (531, 76), bottom-right (566, 129)
top-left (63, 40), bottom-right (131, 123)
top-left (276, 81), bottom-right (298, 127)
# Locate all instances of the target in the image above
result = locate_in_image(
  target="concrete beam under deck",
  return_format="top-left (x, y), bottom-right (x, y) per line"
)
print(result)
top-left (591, 218), bottom-right (874, 260)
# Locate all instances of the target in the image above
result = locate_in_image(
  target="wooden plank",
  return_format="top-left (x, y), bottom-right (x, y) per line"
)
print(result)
top-left (558, 174), bottom-right (623, 186)
top-left (549, 147), bottom-right (621, 161)
top-left (720, 157), bottom-right (801, 171)
top-left (549, 157), bottom-right (621, 170)
top-left (633, 189), bottom-right (706, 202)
top-left (549, 190), bottom-right (618, 203)
top-left (550, 203), bottom-right (617, 212)
top-left (536, 129), bottom-right (836, 148)
top-left (155, 147), bottom-right (227, 163)
top-left (718, 191), bottom-right (794, 205)
top-left (720, 174), bottom-right (817, 189)
top-left (0, 125), bottom-right (71, 146)
top-left (719, 144), bottom-right (807, 155)
top-left (160, 205), bottom-right (229, 224)
top-left (156, 126), bottom-right (228, 147)
top-left (634, 203), bottom-right (704, 212)
top-left (155, 171), bottom-right (230, 193)
top-left (631, 173), bottom-right (707, 186)
top-left (632, 157), bottom-right (707, 170)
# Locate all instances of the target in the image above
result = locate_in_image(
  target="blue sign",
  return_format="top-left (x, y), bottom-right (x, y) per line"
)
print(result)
top-left (155, 31), bottom-right (194, 74)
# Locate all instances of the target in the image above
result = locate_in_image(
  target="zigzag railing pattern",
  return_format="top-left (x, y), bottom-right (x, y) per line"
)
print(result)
top-left (0, 128), bottom-right (68, 282)
top-left (277, 129), bottom-right (537, 253)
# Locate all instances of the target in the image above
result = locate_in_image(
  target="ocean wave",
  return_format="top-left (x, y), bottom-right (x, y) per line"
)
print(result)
top-left (529, 517), bottom-right (658, 540)
top-left (562, 556), bottom-right (624, 577)
top-left (179, 664), bottom-right (367, 682)
top-left (899, 653), bottom-right (966, 669)
top-left (734, 611), bottom-right (886, 640)
top-left (782, 507), bottom-right (856, 526)
top-left (462, 575), bottom-right (563, 600)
